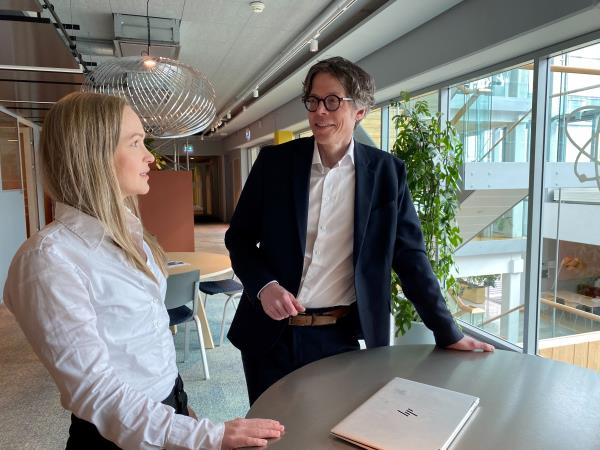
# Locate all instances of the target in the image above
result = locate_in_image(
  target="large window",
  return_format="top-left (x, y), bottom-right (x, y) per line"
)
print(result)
top-left (538, 43), bottom-right (600, 367)
top-left (447, 65), bottom-right (534, 346)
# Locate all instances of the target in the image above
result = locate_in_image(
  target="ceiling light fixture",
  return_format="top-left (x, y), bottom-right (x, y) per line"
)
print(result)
top-left (309, 38), bottom-right (319, 52)
top-left (249, 1), bottom-right (265, 14)
top-left (82, 0), bottom-right (215, 138)
top-left (253, 88), bottom-right (259, 98)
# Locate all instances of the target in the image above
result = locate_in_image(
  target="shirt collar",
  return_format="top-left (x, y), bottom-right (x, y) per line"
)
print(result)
top-left (312, 138), bottom-right (355, 171)
top-left (55, 202), bottom-right (144, 250)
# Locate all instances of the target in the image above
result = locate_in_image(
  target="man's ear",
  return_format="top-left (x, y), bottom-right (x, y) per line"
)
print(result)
top-left (354, 108), bottom-right (367, 122)
top-left (354, 107), bottom-right (367, 122)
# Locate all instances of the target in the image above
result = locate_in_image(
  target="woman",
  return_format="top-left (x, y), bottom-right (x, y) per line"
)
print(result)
top-left (3, 92), bottom-right (283, 450)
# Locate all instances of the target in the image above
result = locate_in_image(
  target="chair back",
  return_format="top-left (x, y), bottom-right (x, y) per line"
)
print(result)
top-left (165, 270), bottom-right (200, 310)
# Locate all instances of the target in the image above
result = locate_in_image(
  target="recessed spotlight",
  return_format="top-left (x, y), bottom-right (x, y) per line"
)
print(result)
top-left (309, 38), bottom-right (318, 52)
top-left (249, 1), bottom-right (265, 13)
top-left (253, 88), bottom-right (259, 98)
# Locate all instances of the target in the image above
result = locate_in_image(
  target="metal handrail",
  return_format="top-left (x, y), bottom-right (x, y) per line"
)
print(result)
top-left (480, 298), bottom-right (600, 326)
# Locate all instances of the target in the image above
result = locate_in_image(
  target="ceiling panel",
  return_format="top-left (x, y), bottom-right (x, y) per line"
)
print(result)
top-left (0, 20), bottom-right (79, 69)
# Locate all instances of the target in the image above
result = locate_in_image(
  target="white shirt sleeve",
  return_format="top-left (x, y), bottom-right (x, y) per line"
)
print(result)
top-left (4, 248), bottom-right (224, 450)
top-left (257, 280), bottom-right (279, 300)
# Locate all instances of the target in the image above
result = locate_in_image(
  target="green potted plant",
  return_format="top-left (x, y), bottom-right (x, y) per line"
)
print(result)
top-left (390, 92), bottom-right (463, 337)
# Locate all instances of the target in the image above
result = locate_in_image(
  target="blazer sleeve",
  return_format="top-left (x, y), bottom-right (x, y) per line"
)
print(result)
top-left (225, 148), bottom-right (276, 302)
top-left (391, 162), bottom-right (464, 347)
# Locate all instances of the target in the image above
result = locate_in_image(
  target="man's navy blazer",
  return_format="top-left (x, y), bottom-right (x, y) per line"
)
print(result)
top-left (225, 137), bottom-right (462, 354)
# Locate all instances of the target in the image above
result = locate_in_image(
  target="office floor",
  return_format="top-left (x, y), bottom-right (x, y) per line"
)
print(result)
top-left (0, 223), bottom-right (247, 449)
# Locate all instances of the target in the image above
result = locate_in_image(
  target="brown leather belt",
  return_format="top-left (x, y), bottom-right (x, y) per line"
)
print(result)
top-left (288, 306), bottom-right (351, 326)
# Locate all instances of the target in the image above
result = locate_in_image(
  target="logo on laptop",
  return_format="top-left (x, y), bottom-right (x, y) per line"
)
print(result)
top-left (397, 408), bottom-right (418, 417)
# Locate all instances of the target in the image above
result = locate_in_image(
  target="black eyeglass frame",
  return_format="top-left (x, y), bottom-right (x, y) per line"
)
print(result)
top-left (302, 94), bottom-right (354, 112)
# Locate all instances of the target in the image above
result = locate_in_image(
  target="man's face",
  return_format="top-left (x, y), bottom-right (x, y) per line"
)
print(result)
top-left (307, 72), bottom-right (365, 149)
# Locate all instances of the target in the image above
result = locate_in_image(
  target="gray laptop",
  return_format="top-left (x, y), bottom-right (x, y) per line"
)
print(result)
top-left (330, 377), bottom-right (479, 450)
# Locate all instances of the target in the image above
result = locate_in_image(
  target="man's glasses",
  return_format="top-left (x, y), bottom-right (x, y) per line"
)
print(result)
top-left (302, 95), bottom-right (354, 112)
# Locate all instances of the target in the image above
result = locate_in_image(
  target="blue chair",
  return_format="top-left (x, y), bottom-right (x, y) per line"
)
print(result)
top-left (165, 270), bottom-right (209, 380)
top-left (199, 277), bottom-right (243, 346)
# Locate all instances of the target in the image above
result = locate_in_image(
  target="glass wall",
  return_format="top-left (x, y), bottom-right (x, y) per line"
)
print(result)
top-left (445, 64), bottom-right (534, 346)
top-left (538, 42), bottom-right (600, 365)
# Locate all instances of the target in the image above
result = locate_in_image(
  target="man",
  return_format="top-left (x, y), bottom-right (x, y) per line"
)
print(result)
top-left (225, 56), bottom-right (494, 405)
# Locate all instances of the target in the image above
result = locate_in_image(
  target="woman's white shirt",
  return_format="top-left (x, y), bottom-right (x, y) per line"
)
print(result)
top-left (3, 202), bottom-right (224, 450)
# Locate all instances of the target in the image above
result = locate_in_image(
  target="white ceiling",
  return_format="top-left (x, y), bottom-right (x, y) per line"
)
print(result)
top-left (46, 0), bottom-right (347, 112)
top-left (3, 0), bottom-right (465, 134)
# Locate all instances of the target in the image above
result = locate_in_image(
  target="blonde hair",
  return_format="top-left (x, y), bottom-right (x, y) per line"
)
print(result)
top-left (41, 92), bottom-right (167, 278)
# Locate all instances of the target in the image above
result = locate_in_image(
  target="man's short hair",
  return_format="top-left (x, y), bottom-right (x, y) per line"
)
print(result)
top-left (302, 56), bottom-right (375, 113)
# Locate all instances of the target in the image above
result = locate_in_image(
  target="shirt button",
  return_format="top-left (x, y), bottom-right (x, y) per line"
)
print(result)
top-left (320, 226), bottom-right (326, 231)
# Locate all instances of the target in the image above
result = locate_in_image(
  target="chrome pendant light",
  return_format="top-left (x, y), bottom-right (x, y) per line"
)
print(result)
top-left (82, 1), bottom-right (215, 138)
top-left (83, 56), bottom-right (215, 138)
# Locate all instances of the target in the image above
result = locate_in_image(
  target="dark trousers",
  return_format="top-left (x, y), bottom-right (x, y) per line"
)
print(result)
top-left (241, 306), bottom-right (361, 405)
top-left (65, 374), bottom-right (189, 450)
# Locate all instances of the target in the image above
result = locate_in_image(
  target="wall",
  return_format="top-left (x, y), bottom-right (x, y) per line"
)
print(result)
top-left (138, 170), bottom-right (194, 252)
top-left (0, 190), bottom-right (26, 296)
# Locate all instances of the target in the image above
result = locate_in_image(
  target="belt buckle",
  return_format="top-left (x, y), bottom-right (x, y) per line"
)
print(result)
top-left (300, 312), bottom-right (314, 326)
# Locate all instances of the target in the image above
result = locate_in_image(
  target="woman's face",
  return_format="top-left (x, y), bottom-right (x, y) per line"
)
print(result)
top-left (114, 106), bottom-right (155, 198)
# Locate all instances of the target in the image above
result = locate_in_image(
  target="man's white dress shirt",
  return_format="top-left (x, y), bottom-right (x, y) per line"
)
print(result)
top-left (3, 203), bottom-right (224, 450)
top-left (296, 140), bottom-right (357, 308)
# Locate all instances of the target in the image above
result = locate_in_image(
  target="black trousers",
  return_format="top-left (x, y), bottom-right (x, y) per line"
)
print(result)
top-left (65, 374), bottom-right (189, 450)
top-left (241, 305), bottom-right (361, 405)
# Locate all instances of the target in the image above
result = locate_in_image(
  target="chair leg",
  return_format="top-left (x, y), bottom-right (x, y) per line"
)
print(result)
top-left (193, 315), bottom-right (210, 380)
top-left (203, 292), bottom-right (209, 309)
top-left (184, 322), bottom-right (190, 362)
top-left (220, 295), bottom-right (232, 347)
top-left (220, 293), bottom-right (242, 347)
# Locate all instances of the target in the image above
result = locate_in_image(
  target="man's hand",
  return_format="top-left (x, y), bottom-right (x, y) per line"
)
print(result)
top-left (259, 283), bottom-right (305, 320)
top-left (446, 336), bottom-right (495, 352)
top-left (221, 418), bottom-right (284, 449)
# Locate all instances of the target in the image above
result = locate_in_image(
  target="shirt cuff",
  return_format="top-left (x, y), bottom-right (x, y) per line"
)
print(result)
top-left (166, 414), bottom-right (224, 450)
top-left (257, 280), bottom-right (279, 300)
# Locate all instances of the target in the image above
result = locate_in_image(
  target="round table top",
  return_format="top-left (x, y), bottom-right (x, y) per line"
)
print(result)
top-left (166, 251), bottom-right (231, 279)
top-left (247, 345), bottom-right (600, 450)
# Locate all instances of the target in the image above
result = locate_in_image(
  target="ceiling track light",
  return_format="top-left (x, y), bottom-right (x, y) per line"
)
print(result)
top-left (215, 0), bottom-right (357, 133)
top-left (309, 38), bottom-right (319, 52)
top-left (252, 88), bottom-right (259, 98)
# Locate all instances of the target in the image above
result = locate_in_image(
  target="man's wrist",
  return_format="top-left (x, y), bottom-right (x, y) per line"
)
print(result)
top-left (257, 280), bottom-right (279, 300)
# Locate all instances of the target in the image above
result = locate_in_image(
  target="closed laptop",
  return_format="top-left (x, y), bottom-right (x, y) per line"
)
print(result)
top-left (330, 377), bottom-right (479, 450)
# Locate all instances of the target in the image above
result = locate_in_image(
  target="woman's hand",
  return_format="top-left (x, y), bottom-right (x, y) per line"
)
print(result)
top-left (221, 418), bottom-right (284, 449)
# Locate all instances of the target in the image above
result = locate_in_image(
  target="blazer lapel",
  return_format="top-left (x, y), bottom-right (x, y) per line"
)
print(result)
top-left (292, 138), bottom-right (314, 255)
top-left (353, 142), bottom-right (376, 265)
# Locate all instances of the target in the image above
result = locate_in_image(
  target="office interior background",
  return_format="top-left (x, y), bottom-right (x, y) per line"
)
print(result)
top-left (1, 0), bottom-right (600, 443)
